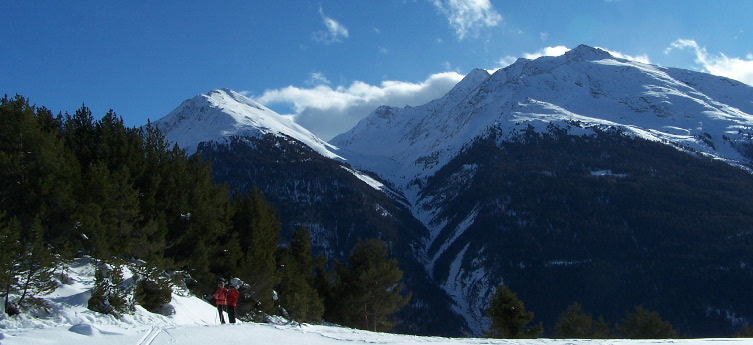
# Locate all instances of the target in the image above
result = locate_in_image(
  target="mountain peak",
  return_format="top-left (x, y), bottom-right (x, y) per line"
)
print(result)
top-left (450, 68), bottom-right (490, 94)
top-left (154, 89), bottom-right (341, 159)
top-left (564, 44), bottom-right (614, 61)
top-left (465, 68), bottom-right (491, 81)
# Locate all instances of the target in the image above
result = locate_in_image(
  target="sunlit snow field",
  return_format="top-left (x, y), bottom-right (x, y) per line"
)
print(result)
top-left (1, 258), bottom-right (751, 345)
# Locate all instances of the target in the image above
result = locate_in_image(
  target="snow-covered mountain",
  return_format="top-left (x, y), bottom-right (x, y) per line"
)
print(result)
top-left (148, 45), bottom-right (753, 337)
top-left (330, 45), bottom-right (753, 336)
top-left (154, 88), bottom-right (341, 159)
top-left (331, 44), bottom-right (753, 191)
top-left (152, 88), bottom-right (465, 336)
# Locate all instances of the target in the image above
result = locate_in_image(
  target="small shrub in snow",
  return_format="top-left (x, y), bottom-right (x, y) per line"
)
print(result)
top-left (134, 277), bottom-right (171, 313)
top-left (87, 262), bottom-right (134, 317)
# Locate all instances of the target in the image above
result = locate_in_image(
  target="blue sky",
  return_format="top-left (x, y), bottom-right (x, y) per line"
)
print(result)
top-left (2, 0), bottom-right (752, 140)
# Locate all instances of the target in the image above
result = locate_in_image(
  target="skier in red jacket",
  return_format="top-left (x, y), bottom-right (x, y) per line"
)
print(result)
top-left (226, 285), bottom-right (240, 324)
top-left (214, 281), bottom-right (228, 324)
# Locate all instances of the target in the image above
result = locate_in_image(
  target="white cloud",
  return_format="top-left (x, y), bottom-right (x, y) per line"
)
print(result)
top-left (312, 7), bottom-right (349, 44)
top-left (255, 72), bottom-right (464, 140)
top-left (523, 46), bottom-right (570, 60)
top-left (496, 56), bottom-right (517, 68)
top-left (599, 48), bottom-right (651, 64)
top-left (431, 0), bottom-right (502, 40)
top-left (665, 39), bottom-right (753, 86)
top-left (305, 72), bottom-right (330, 86)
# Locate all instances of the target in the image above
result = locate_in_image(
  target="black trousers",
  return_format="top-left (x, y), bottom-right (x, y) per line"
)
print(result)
top-left (217, 304), bottom-right (226, 323)
top-left (227, 305), bottom-right (236, 323)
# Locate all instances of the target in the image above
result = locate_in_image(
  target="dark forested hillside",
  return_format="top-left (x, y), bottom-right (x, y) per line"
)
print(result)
top-left (418, 124), bottom-right (753, 337)
top-left (196, 135), bottom-right (467, 335)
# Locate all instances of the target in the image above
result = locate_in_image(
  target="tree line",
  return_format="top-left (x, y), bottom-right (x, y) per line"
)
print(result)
top-left (486, 283), bottom-right (753, 338)
top-left (0, 95), bottom-right (409, 331)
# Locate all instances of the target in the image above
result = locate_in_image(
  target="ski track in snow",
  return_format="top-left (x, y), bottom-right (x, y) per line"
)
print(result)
top-left (137, 326), bottom-right (165, 345)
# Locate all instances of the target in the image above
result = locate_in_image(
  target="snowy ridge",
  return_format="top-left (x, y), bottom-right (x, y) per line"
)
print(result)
top-left (154, 88), bottom-right (341, 159)
top-left (331, 45), bottom-right (753, 193)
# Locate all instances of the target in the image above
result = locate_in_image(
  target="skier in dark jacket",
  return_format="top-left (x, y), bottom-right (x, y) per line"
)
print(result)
top-left (226, 285), bottom-right (240, 324)
top-left (214, 282), bottom-right (229, 324)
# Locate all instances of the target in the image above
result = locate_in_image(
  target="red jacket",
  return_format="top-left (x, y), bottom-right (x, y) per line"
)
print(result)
top-left (226, 288), bottom-right (240, 307)
top-left (214, 287), bottom-right (228, 305)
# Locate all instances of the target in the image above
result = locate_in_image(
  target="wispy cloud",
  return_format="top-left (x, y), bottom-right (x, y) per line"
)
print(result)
top-left (523, 46), bottom-right (569, 60)
top-left (495, 56), bottom-right (517, 69)
top-left (305, 72), bottom-right (330, 86)
top-left (312, 7), bottom-right (349, 44)
top-left (255, 72), bottom-right (464, 140)
top-left (431, 0), bottom-right (502, 40)
top-left (665, 39), bottom-right (753, 85)
top-left (599, 48), bottom-right (650, 64)
top-left (493, 46), bottom-right (568, 71)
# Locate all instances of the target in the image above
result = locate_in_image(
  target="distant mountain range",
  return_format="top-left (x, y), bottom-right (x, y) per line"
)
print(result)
top-left (154, 45), bottom-right (753, 337)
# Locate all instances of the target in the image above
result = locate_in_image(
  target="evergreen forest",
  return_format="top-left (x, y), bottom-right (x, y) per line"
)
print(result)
top-left (0, 95), bottom-right (409, 332)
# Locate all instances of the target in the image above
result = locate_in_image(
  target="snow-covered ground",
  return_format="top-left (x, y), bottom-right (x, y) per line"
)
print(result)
top-left (1, 258), bottom-right (751, 345)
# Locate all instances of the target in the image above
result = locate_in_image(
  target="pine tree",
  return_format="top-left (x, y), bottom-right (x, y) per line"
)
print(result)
top-left (0, 213), bottom-right (22, 315)
top-left (276, 227), bottom-right (324, 323)
top-left (555, 302), bottom-right (610, 338)
top-left (88, 261), bottom-right (134, 316)
top-left (12, 219), bottom-right (59, 308)
top-left (88, 263), bottom-right (112, 314)
top-left (108, 263), bottom-right (133, 314)
top-left (735, 325), bottom-right (753, 337)
top-left (314, 258), bottom-right (338, 323)
top-left (334, 238), bottom-right (410, 332)
top-left (77, 162), bottom-right (141, 259)
top-left (133, 264), bottom-right (172, 313)
top-left (485, 284), bottom-right (543, 338)
top-left (62, 104), bottom-right (97, 170)
top-left (616, 305), bottom-right (677, 339)
top-left (231, 189), bottom-right (281, 315)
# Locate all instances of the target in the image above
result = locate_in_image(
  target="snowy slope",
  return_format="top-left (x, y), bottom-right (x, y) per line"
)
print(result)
top-left (329, 45), bottom-right (753, 334)
top-left (154, 89), bottom-right (341, 159)
top-left (2, 258), bottom-right (751, 345)
top-left (331, 45), bottom-right (753, 194)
